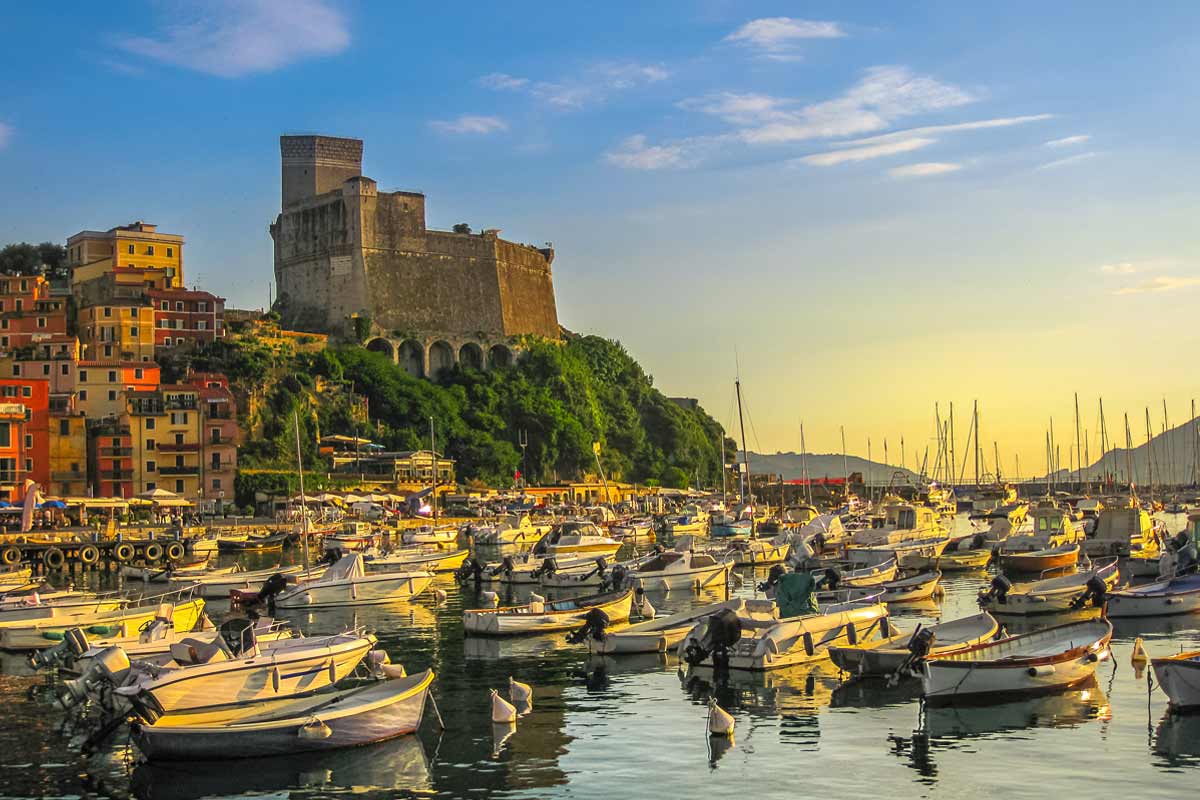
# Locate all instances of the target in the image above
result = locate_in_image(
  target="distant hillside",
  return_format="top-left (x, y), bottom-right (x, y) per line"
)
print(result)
top-left (1061, 416), bottom-right (1200, 486)
top-left (743, 451), bottom-right (920, 484)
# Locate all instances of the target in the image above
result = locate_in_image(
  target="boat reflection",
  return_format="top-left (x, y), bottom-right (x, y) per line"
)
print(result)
top-left (129, 732), bottom-right (432, 800)
top-left (277, 599), bottom-right (439, 636)
top-left (586, 651), bottom-right (676, 677)
top-left (1110, 614), bottom-right (1200, 641)
top-left (680, 660), bottom-right (843, 716)
top-left (829, 676), bottom-right (923, 709)
top-left (464, 633), bottom-right (566, 661)
top-left (1154, 710), bottom-right (1200, 767)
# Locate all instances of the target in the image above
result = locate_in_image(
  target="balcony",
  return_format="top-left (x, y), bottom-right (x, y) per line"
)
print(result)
top-left (158, 465), bottom-right (199, 476)
top-left (100, 446), bottom-right (133, 457)
top-left (158, 442), bottom-right (199, 453)
top-left (52, 470), bottom-right (86, 481)
top-left (207, 460), bottom-right (236, 471)
top-left (100, 469), bottom-right (134, 481)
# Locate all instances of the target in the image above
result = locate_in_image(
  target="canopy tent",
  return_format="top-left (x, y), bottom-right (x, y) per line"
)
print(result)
top-left (136, 488), bottom-right (193, 507)
top-left (64, 497), bottom-right (130, 508)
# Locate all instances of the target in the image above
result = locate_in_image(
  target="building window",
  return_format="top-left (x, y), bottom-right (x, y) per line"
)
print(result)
top-left (131, 327), bottom-right (138, 337)
top-left (146, 482), bottom-right (155, 490)
top-left (175, 433), bottom-right (184, 445)
top-left (21, 386), bottom-right (30, 398)
top-left (197, 320), bottom-right (207, 331)
top-left (19, 280), bottom-right (27, 292)
top-left (103, 345), bottom-right (113, 358)
top-left (24, 458), bottom-right (31, 473)
top-left (70, 461), bottom-right (78, 473)
top-left (78, 390), bottom-right (87, 401)
top-left (146, 461), bottom-right (156, 473)
top-left (176, 338), bottom-right (184, 346)
top-left (0, 337), bottom-right (7, 348)
top-left (9, 365), bottom-right (17, 376)
top-left (166, 247), bottom-right (173, 258)
top-left (212, 478), bottom-right (221, 490)
top-left (175, 301), bottom-right (183, 311)
top-left (146, 418), bottom-right (155, 430)
top-left (41, 364), bottom-right (48, 376)
top-left (14, 300), bottom-right (21, 312)
top-left (146, 245), bottom-right (154, 256)
top-left (23, 434), bottom-right (31, 449)
top-left (1, 320), bottom-right (8, 331)
top-left (37, 317), bottom-right (45, 328)
top-left (0, 423), bottom-right (8, 447)
top-left (175, 455), bottom-right (183, 467)
top-left (108, 371), bottom-right (116, 382)
top-left (103, 307), bottom-right (111, 318)
top-left (160, 301), bottom-right (168, 311)
top-left (127, 244), bottom-right (135, 255)
top-left (130, 307), bottom-right (138, 318)
top-left (175, 480), bottom-right (184, 493)
top-left (59, 419), bottom-right (69, 435)
top-left (60, 364), bottom-right (67, 375)
top-left (106, 389), bottom-right (115, 401)
top-left (79, 370), bottom-right (88, 382)
top-left (146, 439), bottom-right (155, 450)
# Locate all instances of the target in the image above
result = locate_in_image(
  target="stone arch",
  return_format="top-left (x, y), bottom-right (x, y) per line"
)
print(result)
top-left (458, 342), bottom-right (484, 371)
top-left (428, 340), bottom-right (455, 375)
top-left (398, 340), bottom-right (424, 378)
top-left (487, 344), bottom-right (512, 369)
top-left (365, 338), bottom-right (395, 361)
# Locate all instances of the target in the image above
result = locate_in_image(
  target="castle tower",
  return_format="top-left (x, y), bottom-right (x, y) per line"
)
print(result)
top-left (279, 135), bottom-right (364, 208)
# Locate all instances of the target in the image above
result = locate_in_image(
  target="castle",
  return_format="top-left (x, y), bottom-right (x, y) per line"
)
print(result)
top-left (270, 135), bottom-right (560, 377)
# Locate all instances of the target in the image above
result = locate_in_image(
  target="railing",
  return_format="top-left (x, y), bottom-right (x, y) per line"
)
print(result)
top-left (100, 447), bottom-right (133, 456)
top-left (158, 442), bottom-right (199, 453)
top-left (158, 466), bottom-right (199, 476)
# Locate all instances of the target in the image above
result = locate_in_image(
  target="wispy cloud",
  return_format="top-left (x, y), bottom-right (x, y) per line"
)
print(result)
top-left (1099, 258), bottom-right (1178, 275)
top-left (113, 0), bottom-right (349, 78)
top-left (431, 115), bottom-right (508, 135)
top-left (604, 135), bottom-right (695, 170)
top-left (842, 115), bottom-right (1054, 147)
top-left (478, 62), bottom-right (668, 110)
top-left (888, 162), bottom-right (961, 178)
top-left (1037, 151), bottom-right (1098, 170)
top-left (725, 17), bottom-right (845, 60)
top-left (1045, 134), bottom-right (1090, 147)
top-left (800, 137), bottom-right (934, 167)
top-left (0, 123), bottom-right (11, 150)
top-left (1114, 276), bottom-right (1200, 295)
top-left (1100, 262), bottom-right (1146, 275)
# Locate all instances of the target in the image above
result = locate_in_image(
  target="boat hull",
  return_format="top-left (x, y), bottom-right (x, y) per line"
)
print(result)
top-left (629, 562), bottom-right (732, 592)
top-left (0, 599), bottom-right (206, 650)
top-left (464, 590), bottom-right (633, 635)
top-left (1106, 583), bottom-right (1200, 618)
top-left (275, 573), bottom-right (433, 608)
top-left (1153, 652), bottom-right (1200, 710)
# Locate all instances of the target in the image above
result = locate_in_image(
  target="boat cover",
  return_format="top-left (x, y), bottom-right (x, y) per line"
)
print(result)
top-left (775, 571), bottom-right (818, 618)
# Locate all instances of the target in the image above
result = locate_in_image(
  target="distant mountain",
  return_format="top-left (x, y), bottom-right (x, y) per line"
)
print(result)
top-left (1058, 416), bottom-right (1200, 486)
top-left (742, 451), bottom-right (920, 484)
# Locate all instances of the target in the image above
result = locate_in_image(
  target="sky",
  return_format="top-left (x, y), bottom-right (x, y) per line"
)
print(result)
top-left (2, 1), bottom-right (1199, 478)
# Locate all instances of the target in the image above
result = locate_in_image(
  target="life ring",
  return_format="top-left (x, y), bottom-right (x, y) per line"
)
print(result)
top-left (42, 547), bottom-right (65, 570)
top-left (0, 546), bottom-right (20, 566)
top-left (165, 542), bottom-right (185, 562)
top-left (113, 542), bottom-right (136, 562)
top-left (143, 542), bottom-right (165, 562)
top-left (78, 545), bottom-right (100, 565)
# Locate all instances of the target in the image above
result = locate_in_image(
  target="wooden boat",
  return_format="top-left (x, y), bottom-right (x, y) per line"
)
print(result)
top-left (663, 511), bottom-right (708, 536)
top-left (0, 597), bottom-right (206, 650)
top-left (0, 591), bottom-right (128, 623)
top-left (710, 514), bottom-right (753, 539)
top-left (921, 619), bottom-right (1112, 703)
top-left (130, 669), bottom-right (434, 760)
top-left (881, 571), bottom-right (942, 603)
top-left (677, 598), bottom-right (890, 671)
top-left (623, 549), bottom-right (733, 592)
top-left (584, 597), bottom-right (751, 655)
top-left (814, 558), bottom-right (898, 588)
top-left (273, 554), bottom-right (433, 608)
top-left (829, 612), bottom-right (999, 677)
top-left (363, 546), bottom-right (468, 573)
top-left (610, 517), bottom-right (655, 543)
top-left (323, 522), bottom-right (378, 553)
top-left (1106, 574), bottom-right (1200, 618)
top-left (1152, 650), bottom-right (1200, 710)
top-left (472, 513), bottom-right (553, 545)
top-left (122, 560), bottom-right (227, 583)
top-left (114, 628), bottom-right (377, 714)
top-left (217, 532), bottom-right (288, 552)
top-left (168, 564), bottom-right (308, 599)
top-left (998, 543), bottom-right (1080, 573)
top-left (463, 588), bottom-right (634, 636)
top-left (977, 558), bottom-right (1119, 615)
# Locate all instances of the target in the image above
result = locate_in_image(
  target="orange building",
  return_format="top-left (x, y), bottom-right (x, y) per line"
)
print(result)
top-left (187, 372), bottom-right (238, 511)
top-left (148, 288), bottom-right (225, 354)
top-left (0, 274), bottom-right (69, 353)
top-left (88, 417), bottom-right (133, 499)
top-left (0, 379), bottom-right (50, 502)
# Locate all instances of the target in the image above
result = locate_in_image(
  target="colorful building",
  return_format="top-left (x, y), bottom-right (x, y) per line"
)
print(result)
top-left (88, 417), bottom-right (133, 499)
top-left (66, 221), bottom-right (184, 289)
top-left (0, 274), bottom-right (69, 353)
top-left (76, 361), bottom-right (160, 420)
top-left (1, 334), bottom-right (80, 397)
top-left (0, 379), bottom-right (50, 502)
top-left (126, 385), bottom-right (202, 499)
top-left (148, 288), bottom-right (225, 354)
top-left (49, 393), bottom-right (87, 497)
top-left (79, 301), bottom-right (156, 362)
top-left (186, 372), bottom-right (237, 511)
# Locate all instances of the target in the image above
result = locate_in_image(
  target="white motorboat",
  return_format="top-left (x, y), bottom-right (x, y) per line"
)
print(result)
top-left (977, 558), bottom-right (1119, 615)
top-left (726, 535), bottom-right (792, 566)
top-left (1152, 649), bottom-right (1200, 710)
top-left (881, 571), bottom-right (942, 603)
top-left (663, 510), bottom-right (708, 536)
top-left (530, 521), bottom-right (622, 560)
top-left (168, 564), bottom-right (309, 599)
top-left (112, 625), bottom-right (377, 714)
top-left (472, 514), bottom-right (552, 545)
top-left (622, 549), bottom-right (733, 592)
top-left (0, 597), bottom-right (207, 651)
top-left (812, 558), bottom-right (898, 588)
top-left (0, 590), bottom-right (128, 623)
top-left (70, 615), bottom-right (292, 671)
top-left (850, 504), bottom-right (945, 548)
top-left (584, 597), bottom-right (751, 655)
top-left (829, 612), bottom-right (999, 677)
top-left (273, 554), bottom-right (433, 608)
top-left (363, 546), bottom-right (469, 573)
top-left (921, 619), bottom-right (1112, 703)
top-left (323, 522), bottom-right (379, 553)
top-left (463, 588), bottom-right (634, 636)
top-left (610, 516), bottom-right (656, 543)
top-left (1085, 506), bottom-right (1163, 559)
top-left (1105, 574), bottom-right (1200, 618)
top-left (400, 525), bottom-right (459, 547)
top-left (472, 552), bottom-right (604, 585)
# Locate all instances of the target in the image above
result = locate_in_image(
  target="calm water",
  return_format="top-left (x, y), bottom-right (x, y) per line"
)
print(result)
top-left (3, 513), bottom-right (1200, 799)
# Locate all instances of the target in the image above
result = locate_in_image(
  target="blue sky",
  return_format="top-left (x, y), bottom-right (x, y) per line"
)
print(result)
top-left (3, 1), bottom-right (1199, 471)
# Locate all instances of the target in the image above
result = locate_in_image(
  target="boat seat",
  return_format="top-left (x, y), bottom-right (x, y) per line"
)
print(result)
top-left (169, 637), bottom-right (230, 666)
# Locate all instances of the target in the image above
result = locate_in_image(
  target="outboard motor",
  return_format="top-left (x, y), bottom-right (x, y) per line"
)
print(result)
top-left (681, 607), bottom-right (743, 670)
top-left (1071, 574), bottom-right (1109, 609)
top-left (566, 607), bottom-right (612, 644)
top-left (29, 627), bottom-right (90, 671)
top-left (455, 557), bottom-right (480, 583)
top-left (907, 627), bottom-right (937, 661)
top-left (501, 556), bottom-right (517, 580)
top-left (971, 533), bottom-right (986, 550)
top-left (757, 564), bottom-right (787, 593)
top-left (608, 563), bottom-right (629, 591)
top-left (219, 618), bottom-right (256, 657)
top-left (57, 646), bottom-right (131, 710)
top-left (979, 574), bottom-right (1012, 607)
top-left (532, 557), bottom-right (559, 579)
top-left (818, 567), bottom-right (842, 591)
top-left (812, 532), bottom-right (827, 553)
top-left (257, 572), bottom-right (290, 615)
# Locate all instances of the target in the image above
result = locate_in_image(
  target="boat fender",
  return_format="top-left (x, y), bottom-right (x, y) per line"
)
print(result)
top-left (299, 719), bottom-right (332, 740)
top-left (165, 542), bottom-right (185, 562)
top-left (1026, 664), bottom-right (1056, 677)
top-left (0, 546), bottom-right (19, 565)
top-left (113, 543), bottom-right (135, 563)
top-left (143, 543), bottom-right (164, 562)
top-left (271, 667), bottom-right (281, 692)
top-left (43, 547), bottom-right (65, 570)
top-left (78, 545), bottom-right (100, 565)
top-left (566, 608), bottom-right (612, 644)
top-left (328, 659), bottom-right (337, 683)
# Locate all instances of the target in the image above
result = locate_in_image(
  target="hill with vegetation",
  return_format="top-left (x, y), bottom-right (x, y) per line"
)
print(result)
top-left (166, 325), bottom-right (733, 504)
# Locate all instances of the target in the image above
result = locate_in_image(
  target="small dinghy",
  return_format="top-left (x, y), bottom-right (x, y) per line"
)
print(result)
top-left (463, 588), bottom-right (634, 636)
top-left (998, 543), bottom-right (1080, 573)
top-left (168, 564), bottom-right (309, 599)
top-left (530, 521), bottom-right (622, 559)
top-left (273, 554), bottom-right (433, 608)
top-left (1106, 573), bottom-right (1200, 618)
top-left (1152, 650), bottom-right (1200, 710)
top-left (829, 612), bottom-right (999, 677)
top-left (814, 557), bottom-right (898, 588)
top-left (131, 669), bottom-right (435, 760)
top-left (726, 535), bottom-right (792, 566)
top-left (401, 525), bottom-right (459, 547)
top-left (610, 517), bottom-right (655, 543)
top-left (217, 532), bottom-right (288, 552)
top-left (123, 559), bottom-right (226, 583)
top-left (0, 597), bottom-right (206, 651)
top-left (881, 571), bottom-right (942, 603)
top-left (977, 558), bottom-right (1119, 615)
top-left (363, 546), bottom-right (469, 573)
top-left (584, 597), bottom-right (751, 655)
top-left (921, 619), bottom-right (1112, 703)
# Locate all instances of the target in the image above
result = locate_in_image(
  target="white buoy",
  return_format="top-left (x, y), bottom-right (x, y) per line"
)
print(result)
top-left (509, 676), bottom-right (533, 712)
top-left (707, 699), bottom-right (734, 738)
top-left (433, 588), bottom-right (448, 605)
top-left (491, 688), bottom-right (518, 724)
top-left (481, 591), bottom-right (500, 609)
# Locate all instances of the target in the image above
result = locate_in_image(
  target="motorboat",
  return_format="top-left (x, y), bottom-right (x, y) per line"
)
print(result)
top-left (710, 510), bottom-right (753, 539)
top-left (122, 558), bottom-right (224, 583)
top-left (473, 513), bottom-right (553, 545)
top-left (881, 571), bottom-right (942, 603)
top-left (168, 564), bottom-right (309, 599)
top-left (0, 590), bottom-right (128, 624)
top-left (609, 516), bottom-right (655, 543)
top-left (725, 534), bottom-right (792, 566)
top-left (798, 514), bottom-right (848, 552)
top-left (813, 557), bottom-right (899, 588)
top-left (1152, 650), bottom-right (1200, 710)
top-left (530, 521), bottom-right (621, 560)
top-left (363, 546), bottom-right (468, 573)
top-left (1106, 573), bottom-right (1200, 618)
top-left (217, 532), bottom-right (288, 552)
top-left (663, 509), bottom-right (708, 536)
top-left (850, 504), bottom-right (945, 548)
top-left (998, 543), bottom-right (1080, 573)
top-left (0, 597), bottom-right (206, 650)
top-left (323, 522), bottom-right (378, 553)
top-left (401, 525), bottom-right (459, 547)
top-left (621, 548), bottom-right (733, 592)
top-left (583, 597), bottom-right (751, 655)
top-left (999, 504), bottom-right (1082, 555)
top-left (677, 596), bottom-right (890, 671)
top-left (68, 615), bottom-right (293, 672)
top-left (1085, 506), bottom-right (1162, 559)
top-left (272, 554), bottom-right (433, 608)
top-left (905, 538), bottom-right (991, 571)
top-left (921, 619), bottom-right (1112, 703)
top-left (847, 537), bottom-right (951, 571)
top-left (918, 482), bottom-right (957, 517)
top-left (829, 612), bottom-right (999, 677)
top-left (977, 558), bottom-right (1119, 615)
top-left (131, 669), bottom-right (435, 760)
top-left (462, 588), bottom-right (634, 636)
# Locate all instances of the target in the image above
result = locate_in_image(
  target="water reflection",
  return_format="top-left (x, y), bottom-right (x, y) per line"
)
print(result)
top-left (1154, 711), bottom-right (1200, 767)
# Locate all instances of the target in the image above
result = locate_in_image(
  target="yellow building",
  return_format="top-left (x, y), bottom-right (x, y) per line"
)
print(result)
top-left (66, 221), bottom-right (184, 289)
top-left (79, 302), bottom-right (156, 362)
top-left (125, 385), bottom-right (202, 499)
top-left (76, 360), bottom-right (161, 420)
top-left (49, 394), bottom-right (88, 497)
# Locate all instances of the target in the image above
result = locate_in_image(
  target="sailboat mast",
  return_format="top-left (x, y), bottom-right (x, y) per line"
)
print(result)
top-left (1193, 398), bottom-right (1199, 487)
top-left (840, 426), bottom-right (849, 489)
top-left (1124, 413), bottom-right (1136, 497)
top-left (973, 400), bottom-right (980, 487)
top-left (720, 435), bottom-right (727, 506)
top-left (1074, 393), bottom-right (1082, 491)
top-left (948, 403), bottom-right (956, 488)
top-left (1163, 398), bottom-right (1173, 486)
top-left (1145, 407), bottom-right (1155, 502)
top-left (735, 378), bottom-right (750, 505)
top-left (293, 411), bottom-right (310, 571)
top-left (994, 441), bottom-right (1001, 482)
top-left (430, 416), bottom-right (440, 523)
top-left (800, 422), bottom-right (812, 506)
top-left (934, 404), bottom-right (943, 483)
